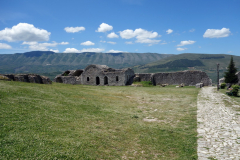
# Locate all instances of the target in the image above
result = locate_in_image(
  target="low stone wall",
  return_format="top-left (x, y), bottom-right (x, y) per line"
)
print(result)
top-left (152, 71), bottom-right (212, 86)
top-left (3, 74), bottom-right (52, 84)
top-left (54, 76), bottom-right (81, 85)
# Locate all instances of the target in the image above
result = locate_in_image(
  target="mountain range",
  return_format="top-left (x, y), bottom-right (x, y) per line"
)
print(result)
top-left (1, 51), bottom-right (239, 83)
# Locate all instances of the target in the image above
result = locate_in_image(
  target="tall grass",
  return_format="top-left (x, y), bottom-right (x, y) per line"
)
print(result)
top-left (0, 81), bottom-right (199, 159)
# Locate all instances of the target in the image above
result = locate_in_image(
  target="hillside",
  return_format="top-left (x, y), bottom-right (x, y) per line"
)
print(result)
top-left (0, 51), bottom-right (172, 75)
top-left (133, 53), bottom-right (240, 83)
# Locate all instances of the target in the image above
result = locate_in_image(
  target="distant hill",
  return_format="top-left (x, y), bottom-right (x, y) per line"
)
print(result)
top-left (0, 51), bottom-right (172, 76)
top-left (133, 53), bottom-right (240, 83)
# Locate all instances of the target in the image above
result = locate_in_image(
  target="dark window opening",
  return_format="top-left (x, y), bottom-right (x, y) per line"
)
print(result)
top-left (104, 76), bottom-right (108, 85)
top-left (87, 77), bottom-right (89, 81)
top-left (73, 70), bottom-right (83, 76)
top-left (116, 76), bottom-right (119, 81)
top-left (96, 77), bottom-right (100, 85)
top-left (56, 77), bottom-right (63, 83)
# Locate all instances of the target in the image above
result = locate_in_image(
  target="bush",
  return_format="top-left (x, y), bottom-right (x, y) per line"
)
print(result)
top-left (141, 81), bottom-right (153, 87)
top-left (132, 81), bottom-right (153, 87)
top-left (220, 83), bottom-right (226, 89)
top-left (231, 85), bottom-right (239, 96)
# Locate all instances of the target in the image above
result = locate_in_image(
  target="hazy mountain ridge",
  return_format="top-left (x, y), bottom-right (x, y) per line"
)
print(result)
top-left (0, 51), bottom-right (172, 74)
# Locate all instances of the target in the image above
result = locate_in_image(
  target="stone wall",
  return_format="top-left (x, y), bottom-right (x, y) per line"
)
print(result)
top-left (152, 71), bottom-right (212, 86)
top-left (134, 73), bottom-right (153, 82)
top-left (2, 74), bottom-right (52, 84)
top-left (237, 72), bottom-right (240, 85)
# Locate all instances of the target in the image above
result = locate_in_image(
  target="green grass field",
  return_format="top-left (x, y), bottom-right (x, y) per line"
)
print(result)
top-left (0, 81), bottom-right (199, 159)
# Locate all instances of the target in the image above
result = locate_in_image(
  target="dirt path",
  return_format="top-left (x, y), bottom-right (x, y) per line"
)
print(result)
top-left (197, 87), bottom-right (240, 160)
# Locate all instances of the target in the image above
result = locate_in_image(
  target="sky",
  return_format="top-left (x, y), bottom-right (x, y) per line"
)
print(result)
top-left (0, 0), bottom-right (239, 55)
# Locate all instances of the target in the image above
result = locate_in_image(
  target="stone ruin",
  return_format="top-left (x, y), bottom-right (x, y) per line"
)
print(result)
top-left (0, 74), bottom-right (52, 84)
top-left (54, 64), bottom-right (135, 86)
top-left (54, 64), bottom-right (212, 87)
top-left (134, 71), bottom-right (212, 87)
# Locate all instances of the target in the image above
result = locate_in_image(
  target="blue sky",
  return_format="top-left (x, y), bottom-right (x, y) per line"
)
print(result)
top-left (0, 0), bottom-right (239, 55)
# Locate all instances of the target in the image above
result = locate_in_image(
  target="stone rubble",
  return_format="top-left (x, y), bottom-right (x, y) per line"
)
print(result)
top-left (197, 87), bottom-right (240, 159)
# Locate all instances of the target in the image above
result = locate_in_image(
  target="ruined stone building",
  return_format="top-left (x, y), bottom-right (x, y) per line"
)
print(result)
top-left (54, 64), bottom-right (135, 86)
top-left (54, 64), bottom-right (212, 86)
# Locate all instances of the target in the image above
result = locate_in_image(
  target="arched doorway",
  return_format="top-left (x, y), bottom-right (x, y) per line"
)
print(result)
top-left (96, 77), bottom-right (100, 85)
top-left (104, 76), bottom-right (108, 85)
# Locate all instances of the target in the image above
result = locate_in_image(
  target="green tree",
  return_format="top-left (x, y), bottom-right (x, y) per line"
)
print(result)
top-left (224, 56), bottom-right (238, 83)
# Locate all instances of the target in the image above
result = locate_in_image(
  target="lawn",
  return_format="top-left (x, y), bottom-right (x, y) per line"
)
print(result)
top-left (0, 81), bottom-right (199, 159)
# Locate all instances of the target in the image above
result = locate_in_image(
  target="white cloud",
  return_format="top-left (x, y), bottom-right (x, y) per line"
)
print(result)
top-left (81, 41), bottom-right (95, 46)
top-left (60, 42), bottom-right (69, 45)
top-left (0, 23), bottom-right (50, 42)
top-left (50, 49), bottom-right (59, 53)
top-left (119, 29), bottom-right (135, 39)
top-left (64, 26), bottom-right (85, 33)
top-left (107, 32), bottom-right (119, 38)
top-left (107, 41), bottom-right (116, 44)
top-left (189, 29), bottom-right (195, 32)
top-left (0, 43), bottom-right (12, 49)
top-left (107, 49), bottom-right (124, 53)
top-left (203, 28), bottom-right (231, 38)
top-left (100, 40), bottom-right (106, 43)
top-left (177, 40), bottom-right (196, 46)
top-left (161, 42), bottom-right (167, 45)
top-left (63, 48), bottom-right (80, 53)
top-left (22, 41), bottom-right (68, 51)
top-left (125, 41), bottom-right (133, 44)
top-left (176, 47), bottom-right (187, 51)
top-left (119, 28), bottom-right (160, 45)
top-left (80, 48), bottom-right (104, 52)
top-left (96, 23), bottom-right (113, 32)
top-left (136, 39), bottom-right (161, 44)
top-left (166, 29), bottom-right (173, 34)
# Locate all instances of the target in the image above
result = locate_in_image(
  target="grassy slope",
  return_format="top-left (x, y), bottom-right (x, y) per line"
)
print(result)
top-left (133, 53), bottom-right (240, 83)
top-left (0, 81), bottom-right (199, 159)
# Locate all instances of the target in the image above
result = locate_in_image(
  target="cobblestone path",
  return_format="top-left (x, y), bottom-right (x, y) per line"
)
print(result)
top-left (197, 87), bottom-right (240, 160)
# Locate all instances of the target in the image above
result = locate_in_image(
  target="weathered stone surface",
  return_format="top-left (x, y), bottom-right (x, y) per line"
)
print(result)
top-left (2, 74), bottom-right (51, 84)
top-left (196, 83), bottom-right (203, 88)
top-left (236, 72), bottom-right (240, 85)
top-left (152, 70), bottom-right (212, 86)
top-left (54, 65), bottom-right (212, 86)
top-left (54, 76), bottom-right (81, 85)
top-left (219, 77), bottom-right (225, 85)
top-left (55, 65), bottom-right (135, 86)
top-left (134, 73), bottom-right (153, 82)
top-left (0, 74), bottom-right (11, 81)
top-left (14, 74), bottom-right (30, 82)
top-left (41, 76), bottom-right (52, 84)
top-left (3, 74), bottom-right (15, 81)
top-left (81, 65), bottom-right (135, 86)
top-left (28, 74), bottom-right (42, 83)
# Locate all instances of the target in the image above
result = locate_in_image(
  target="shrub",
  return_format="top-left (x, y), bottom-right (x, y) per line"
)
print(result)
top-left (220, 83), bottom-right (226, 89)
top-left (231, 85), bottom-right (239, 96)
top-left (63, 73), bottom-right (68, 76)
top-left (132, 81), bottom-right (153, 87)
top-left (141, 81), bottom-right (153, 87)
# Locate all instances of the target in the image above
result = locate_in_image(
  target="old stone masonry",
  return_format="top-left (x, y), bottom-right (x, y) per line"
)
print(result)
top-left (197, 87), bottom-right (240, 159)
